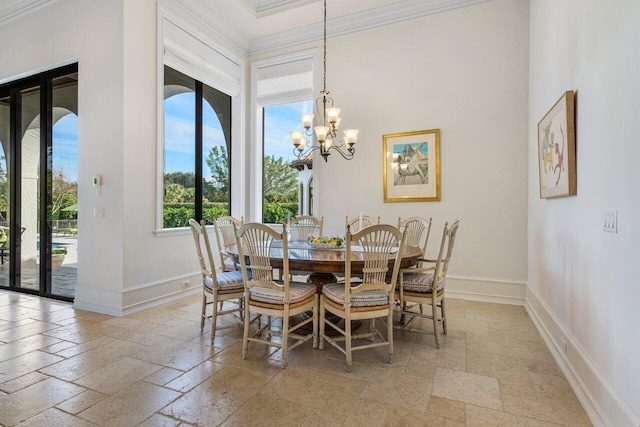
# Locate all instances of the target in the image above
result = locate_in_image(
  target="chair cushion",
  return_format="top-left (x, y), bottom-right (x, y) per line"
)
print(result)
top-left (222, 260), bottom-right (239, 272)
top-left (205, 270), bottom-right (245, 291)
top-left (249, 282), bottom-right (315, 305)
top-left (399, 271), bottom-right (445, 293)
top-left (322, 282), bottom-right (389, 307)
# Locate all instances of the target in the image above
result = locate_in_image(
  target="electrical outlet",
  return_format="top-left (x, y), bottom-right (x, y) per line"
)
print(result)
top-left (94, 208), bottom-right (104, 219)
top-left (181, 280), bottom-right (191, 288)
top-left (603, 210), bottom-right (618, 233)
top-left (560, 337), bottom-right (567, 353)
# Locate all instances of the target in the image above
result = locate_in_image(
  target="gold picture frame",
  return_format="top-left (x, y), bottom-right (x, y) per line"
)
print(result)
top-left (383, 129), bottom-right (440, 202)
top-left (537, 90), bottom-right (576, 199)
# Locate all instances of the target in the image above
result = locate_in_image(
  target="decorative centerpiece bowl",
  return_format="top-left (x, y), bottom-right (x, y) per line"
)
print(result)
top-left (308, 235), bottom-right (344, 249)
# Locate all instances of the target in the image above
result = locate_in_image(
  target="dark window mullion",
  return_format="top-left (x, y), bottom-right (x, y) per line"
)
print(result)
top-left (9, 90), bottom-right (20, 286)
top-left (40, 77), bottom-right (53, 296)
top-left (195, 81), bottom-right (203, 222)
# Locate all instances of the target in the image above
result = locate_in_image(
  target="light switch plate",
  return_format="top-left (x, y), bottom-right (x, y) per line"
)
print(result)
top-left (603, 210), bottom-right (617, 233)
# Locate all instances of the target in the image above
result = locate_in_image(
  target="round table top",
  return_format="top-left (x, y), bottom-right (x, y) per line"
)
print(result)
top-left (227, 240), bottom-right (423, 274)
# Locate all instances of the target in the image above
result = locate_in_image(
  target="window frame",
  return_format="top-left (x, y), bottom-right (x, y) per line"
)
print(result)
top-left (250, 49), bottom-right (318, 224)
top-left (155, 6), bottom-right (246, 235)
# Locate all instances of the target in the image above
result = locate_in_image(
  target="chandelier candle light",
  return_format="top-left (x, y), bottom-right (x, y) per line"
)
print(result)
top-left (291, 0), bottom-right (359, 162)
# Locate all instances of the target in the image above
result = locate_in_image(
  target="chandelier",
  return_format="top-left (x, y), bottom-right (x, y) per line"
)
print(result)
top-left (291, 0), bottom-right (359, 162)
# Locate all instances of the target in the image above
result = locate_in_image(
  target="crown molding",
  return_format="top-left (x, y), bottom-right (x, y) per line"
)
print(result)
top-left (0, 0), bottom-right (60, 26)
top-left (249, 0), bottom-right (491, 56)
top-left (163, 0), bottom-right (250, 56)
top-left (240, 0), bottom-right (318, 18)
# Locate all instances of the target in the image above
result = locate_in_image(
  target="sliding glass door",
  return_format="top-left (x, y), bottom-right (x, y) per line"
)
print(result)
top-left (0, 64), bottom-right (78, 301)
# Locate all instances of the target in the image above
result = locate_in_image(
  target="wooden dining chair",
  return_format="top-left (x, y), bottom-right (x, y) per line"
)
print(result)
top-left (345, 215), bottom-right (380, 234)
top-left (290, 215), bottom-right (323, 241)
top-left (235, 222), bottom-right (318, 369)
top-left (394, 220), bottom-right (459, 348)
top-left (393, 216), bottom-right (432, 279)
top-left (214, 215), bottom-right (244, 272)
top-left (189, 219), bottom-right (244, 344)
top-left (319, 223), bottom-right (407, 372)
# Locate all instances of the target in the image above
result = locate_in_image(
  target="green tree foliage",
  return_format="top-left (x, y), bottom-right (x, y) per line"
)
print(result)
top-left (263, 155), bottom-right (298, 203)
top-left (51, 169), bottom-right (78, 220)
top-left (162, 145), bottom-right (301, 227)
top-left (205, 145), bottom-right (229, 203)
top-left (164, 182), bottom-right (194, 203)
top-left (164, 171), bottom-right (196, 189)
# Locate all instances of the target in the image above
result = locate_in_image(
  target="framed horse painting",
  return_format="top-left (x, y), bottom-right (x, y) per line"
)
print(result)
top-left (383, 129), bottom-right (440, 202)
top-left (537, 90), bottom-right (576, 199)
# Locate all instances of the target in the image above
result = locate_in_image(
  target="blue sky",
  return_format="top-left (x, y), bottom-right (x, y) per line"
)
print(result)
top-left (2, 96), bottom-right (311, 184)
top-left (264, 101), bottom-right (313, 160)
top-left (164, 94), bottom-right (312, 175)
top-left (0, 114), bottom-right (78, 182)
top-left (52, 114), bottom-right (79, 182)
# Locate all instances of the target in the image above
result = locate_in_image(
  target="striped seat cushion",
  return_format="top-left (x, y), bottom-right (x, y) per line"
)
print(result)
top-left (222, 259), bottom-right (246, 271)
top-left (399, 271), bottom-right (445, 293)
top-left (205, 270), bottom-right (245, 291)
top-left (322, 283), bottom-right (389, 307)
top-left (249, 282), bottom-right (315, 305)
top-left (222, 260), bottom-right (239, 272)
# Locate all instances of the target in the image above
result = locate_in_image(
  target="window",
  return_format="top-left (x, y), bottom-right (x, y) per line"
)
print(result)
top-left (163, 66), bottom-right (231, 228)
top-left (252, 50), bottom-right (317, 223)
top-left (262, 101), bottom-right (312, 223)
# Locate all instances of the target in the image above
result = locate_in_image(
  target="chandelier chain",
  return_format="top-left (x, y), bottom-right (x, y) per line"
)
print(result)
top-left (290, 0), bottom-right (359, 162)
top-left (323, 0), bottom-right (327, 94)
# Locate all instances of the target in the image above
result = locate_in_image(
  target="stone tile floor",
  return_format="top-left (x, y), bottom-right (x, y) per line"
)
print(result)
top-left (0, 290), bottom-right (592, 426)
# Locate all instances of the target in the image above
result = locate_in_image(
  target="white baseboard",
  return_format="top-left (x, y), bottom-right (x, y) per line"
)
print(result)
top-left (446, 275), bottom-right (526, 306)
top-left (73, 283), bottom-right (124, 316)
top-left (526, 286), bottom-right (640, 427)
top-left (122, 272), bottom-right (202, 316)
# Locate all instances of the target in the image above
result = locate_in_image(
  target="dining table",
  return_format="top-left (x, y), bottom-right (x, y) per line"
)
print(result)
top-left (226, 238), bottom-right (422, 334)
top-left (227, 239), bottom-right (423, 293)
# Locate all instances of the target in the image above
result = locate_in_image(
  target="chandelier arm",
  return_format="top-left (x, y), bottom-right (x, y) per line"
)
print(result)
top-left (291, 0), bottom-right (358, 163)
top-left (330, 145), bottom-right (355, 161)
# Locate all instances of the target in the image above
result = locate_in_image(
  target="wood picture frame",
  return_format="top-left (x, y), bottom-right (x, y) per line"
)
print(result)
top-left (383, 129), bottom-right (440, 202)
top-left (538, 90), bottom-right (576, 199)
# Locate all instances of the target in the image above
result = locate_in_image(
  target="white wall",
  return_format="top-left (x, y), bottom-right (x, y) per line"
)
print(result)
top-left (0, 0), bottom-right (126, 313)
top-left (312, 0), bottom-right (530, 302)
top-left (527, 1), bottom-right (640, 425)
top-left (120, 0), bottom-right (248, 311)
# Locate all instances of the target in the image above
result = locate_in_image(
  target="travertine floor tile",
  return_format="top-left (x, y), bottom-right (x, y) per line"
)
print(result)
top-left (502, 395), bottom-right (592, 426)
top-left (0, 377), bottom-right (85, 426)
top-left (161, 366), bottom-right (273, 425)
top-left (0, 350), bottom-right (63, 383)
top-left (163, 359), bottom-right (224, 392)
top-left (40, 339), bottom-right (147, 381)
top-left (432, 367), bottom-right (502, 410)
top-left (465, 404), bottom-right (563, 426)
top-left (132, 335), bottom-right (216, 371)
top-left (55, 389), bottom-right (109, 415)
top-left (220, 391), bottom-right (315, 426)
top-left (136, 413), bottom-right (182, 427)
top-left (16, 408), bottom-right (99, 427)
top-left (78, 382), bottom-right (181, 427)
top-left (74, 357), bottom-right (163, 395)
top-left (143, 366), bottom-right (185, 387)
top-left (301, 408), bottom-right (347, 426)
top-left (261, 367), bottom-right (367, 416)
top-left (0, 371), bottom-right (48, 393)
top-left (0, 289), bottom-right (592, 427)
top-left (427, 396), bottom-right (466, 422)
top-left (360, 372), bottom-right (432, 412)
top-left (0, 333), bottom-right (61, 362)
